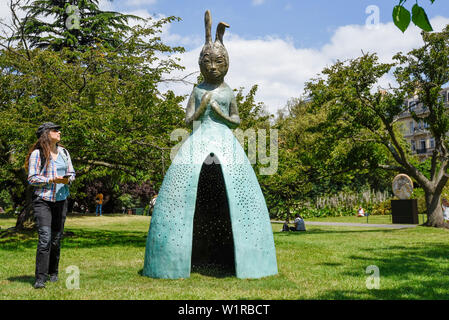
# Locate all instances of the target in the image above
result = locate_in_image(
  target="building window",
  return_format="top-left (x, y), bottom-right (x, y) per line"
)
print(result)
top-left (420, 139), bottom-right (426, 150)
top-left (438, 93), bottom-right (448, 103)
top-left (409, 100), bottom-right (418, 111)
top-left (430, 138), bottom-right (435, 149)
top-left (418, 120), bottom-right (423, 130)
top-left (411, 140), bottom-right (416, 151)
top-left (409, 121), bottom-right (414, 134)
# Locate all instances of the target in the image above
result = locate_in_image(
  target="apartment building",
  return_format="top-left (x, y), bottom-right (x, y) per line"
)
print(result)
top-left (396, 87), bottom-right (449, 159)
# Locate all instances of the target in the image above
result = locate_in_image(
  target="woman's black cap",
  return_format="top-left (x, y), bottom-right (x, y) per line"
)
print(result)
top-left (36, 122), bottom-right (61, 139)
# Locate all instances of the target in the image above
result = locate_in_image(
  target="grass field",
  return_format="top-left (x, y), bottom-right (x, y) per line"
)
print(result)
top-left (1, 213), bottom-right (448, 300)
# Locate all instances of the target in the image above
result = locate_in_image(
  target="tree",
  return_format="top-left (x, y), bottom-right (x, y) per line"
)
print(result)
top-left (259, 97), bottom-right (394, 221)
top-left (305, 25), bottom-right (449, 228)
top-left (0, 5), bottom-right (186, 230)
top-left (18, 0), bottom-right (142, 51)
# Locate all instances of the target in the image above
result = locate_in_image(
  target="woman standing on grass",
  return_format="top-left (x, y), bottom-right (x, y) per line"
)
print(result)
top-left (24, 122), bottom-right (76, 289)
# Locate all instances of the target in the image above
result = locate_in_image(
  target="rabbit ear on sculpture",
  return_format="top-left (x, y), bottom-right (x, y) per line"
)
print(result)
top-left (204, 10), bottom-right (212, 44)
top-left (215, 22), bottom-right (229, 45)
top-left (199, 10), bottom-right (230, 67)
top-left (204, 10), bottom-right (229, 46)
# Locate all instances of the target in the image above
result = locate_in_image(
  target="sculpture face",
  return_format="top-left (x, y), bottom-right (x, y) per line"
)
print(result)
top-left (198, 10), bottom-right (229, 84)
top-left (200, 49), bottom-right (229, 84)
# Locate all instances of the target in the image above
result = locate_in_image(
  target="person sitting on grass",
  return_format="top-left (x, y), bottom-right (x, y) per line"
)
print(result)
top-left (282, 215), bottom-right (306, 232)
top-left (293, 214), bottom-right (306, 231)
top-left (357, 206), bottom-right (365, 217)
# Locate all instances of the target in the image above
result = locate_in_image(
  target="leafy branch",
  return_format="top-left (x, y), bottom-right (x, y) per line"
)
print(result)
top-left (393, 0), bottom-right (435, 33)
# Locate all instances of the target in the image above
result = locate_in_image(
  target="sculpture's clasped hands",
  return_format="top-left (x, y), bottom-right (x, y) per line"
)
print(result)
top-left (197, 93), bottom-right (224, 120)
top-left (198, 92), bottom-right (212, 116)
top-left (210, 99), bottom-right (222, 114)
top-left (210, 98), bottom-right (240, 129)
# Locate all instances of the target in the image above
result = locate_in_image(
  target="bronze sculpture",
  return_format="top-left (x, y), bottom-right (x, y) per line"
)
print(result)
top-left (143, 10), bottom-right (278, 279)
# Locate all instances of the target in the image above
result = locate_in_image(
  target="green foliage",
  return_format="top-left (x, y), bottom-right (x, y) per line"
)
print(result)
top-left (117, 193), bottom-right (136, 209)
top-left (304, 25), bottom-right (449, 227)
top-left (0, 189), bottom-right (13, 209)
top-left (411, 4), bottom-right (433, 32)
top-left (370, 199), bottom-right (392, 216)
top-left (393, 0), bottom-right (435, 33)
top-left (19, 0), bottom-right (144, 51)
top-left (262, 93), bottom-right (394, 220)
top-left (411, 187), bottom-right (428, 215)
top-left (284, 188), bottom-right (392, 220)
top-left (234, 85), bottom-right (271, 131)
top-left (393, 5), bottom-right (411, 32)
top-left (0, 14), bottom-right (186, 216)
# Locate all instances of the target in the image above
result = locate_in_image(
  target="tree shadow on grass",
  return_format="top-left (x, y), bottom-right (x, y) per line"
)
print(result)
top-left (0, 228), bottom-right (147, 251)
top-left (316, 243), bottom-right (449, 300)
top-left (0, 213), bottom-right (16, 220)
top-left (63, 229), bottom-right (147, 249)
top-left (137, 266), bottom-right (235, 279)
top-left (274, 228), bottom-right (398, 236)
top-left (7, 275), bottom-right (35, 285)
top-left (66, 213), bottom-right (146, 218)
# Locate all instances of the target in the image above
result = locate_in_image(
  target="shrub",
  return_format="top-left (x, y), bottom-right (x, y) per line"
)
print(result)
top-left (281, 188), bottom-right (392, 219)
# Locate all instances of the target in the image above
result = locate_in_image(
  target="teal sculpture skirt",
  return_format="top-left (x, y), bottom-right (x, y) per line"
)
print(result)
top-left (143, 113), bottom-right (278, 279)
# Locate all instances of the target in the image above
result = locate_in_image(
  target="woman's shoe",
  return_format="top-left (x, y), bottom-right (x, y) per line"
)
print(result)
top-left (49, 274), bottom-right (59, 282)
top-left (34, 280), bottom-right (46, 289)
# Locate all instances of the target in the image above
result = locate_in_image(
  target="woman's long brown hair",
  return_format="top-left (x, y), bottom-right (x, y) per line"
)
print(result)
top-left (24, 130), bottom-right (58, 172)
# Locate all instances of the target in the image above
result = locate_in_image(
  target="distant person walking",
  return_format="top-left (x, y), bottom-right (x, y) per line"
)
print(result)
top-left (25, 122), bottom-right (75, 289)
top-left (442, 198), bottom-right (449, 222)
top-left (149, 194), bottom-right (158, 215)
top-left (95, 193), bottom-right (104, 216)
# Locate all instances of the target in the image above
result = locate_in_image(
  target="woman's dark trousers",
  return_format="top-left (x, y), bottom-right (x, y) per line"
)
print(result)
top-left (33, 197), bottom-right (67, 282)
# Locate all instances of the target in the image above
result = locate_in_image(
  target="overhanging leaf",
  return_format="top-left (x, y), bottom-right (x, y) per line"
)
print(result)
top-left (412, 4), bottom-right (433, 32)
top-left (393, 5), bottom-right (411, 33)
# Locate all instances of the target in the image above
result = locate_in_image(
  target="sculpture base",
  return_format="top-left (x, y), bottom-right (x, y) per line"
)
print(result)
top-left (391, 199), bottom-right (419, 224)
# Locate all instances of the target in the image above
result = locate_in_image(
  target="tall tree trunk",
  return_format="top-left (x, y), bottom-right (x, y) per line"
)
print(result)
top-left (423, 190), bottom-right (445, 228)
top-left (15, 186), bottom-right (35, 230)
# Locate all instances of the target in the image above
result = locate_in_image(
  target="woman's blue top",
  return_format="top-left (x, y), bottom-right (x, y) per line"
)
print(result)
top-left (54, 153), bottom-right (69, 201)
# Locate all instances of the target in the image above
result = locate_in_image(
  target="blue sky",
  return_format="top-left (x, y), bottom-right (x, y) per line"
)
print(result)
top-left (111, 0), bottom-right (449, 50)
top-left (2, 0), bottom-right (448, 114)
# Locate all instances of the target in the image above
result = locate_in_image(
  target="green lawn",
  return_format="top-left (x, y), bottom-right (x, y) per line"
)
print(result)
top-left (1, 213), bottom-right (448, 299)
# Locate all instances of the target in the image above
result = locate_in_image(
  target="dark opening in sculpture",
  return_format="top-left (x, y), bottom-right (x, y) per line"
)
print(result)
top-left (191, 154), bottom-right (235, 274)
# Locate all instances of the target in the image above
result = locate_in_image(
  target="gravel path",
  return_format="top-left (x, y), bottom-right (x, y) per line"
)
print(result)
top-left (272, 221), bottom-right (418, 229)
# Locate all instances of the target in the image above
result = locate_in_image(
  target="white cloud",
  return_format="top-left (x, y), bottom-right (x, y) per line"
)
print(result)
top-left (252, 0), bottom-right (265, 6)
top-left (98, 0), bottom-right (114, 11)
top-left (165, 16), bottom-right (449, 115)
top-left (125, 0), bottom-right (157, 7)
